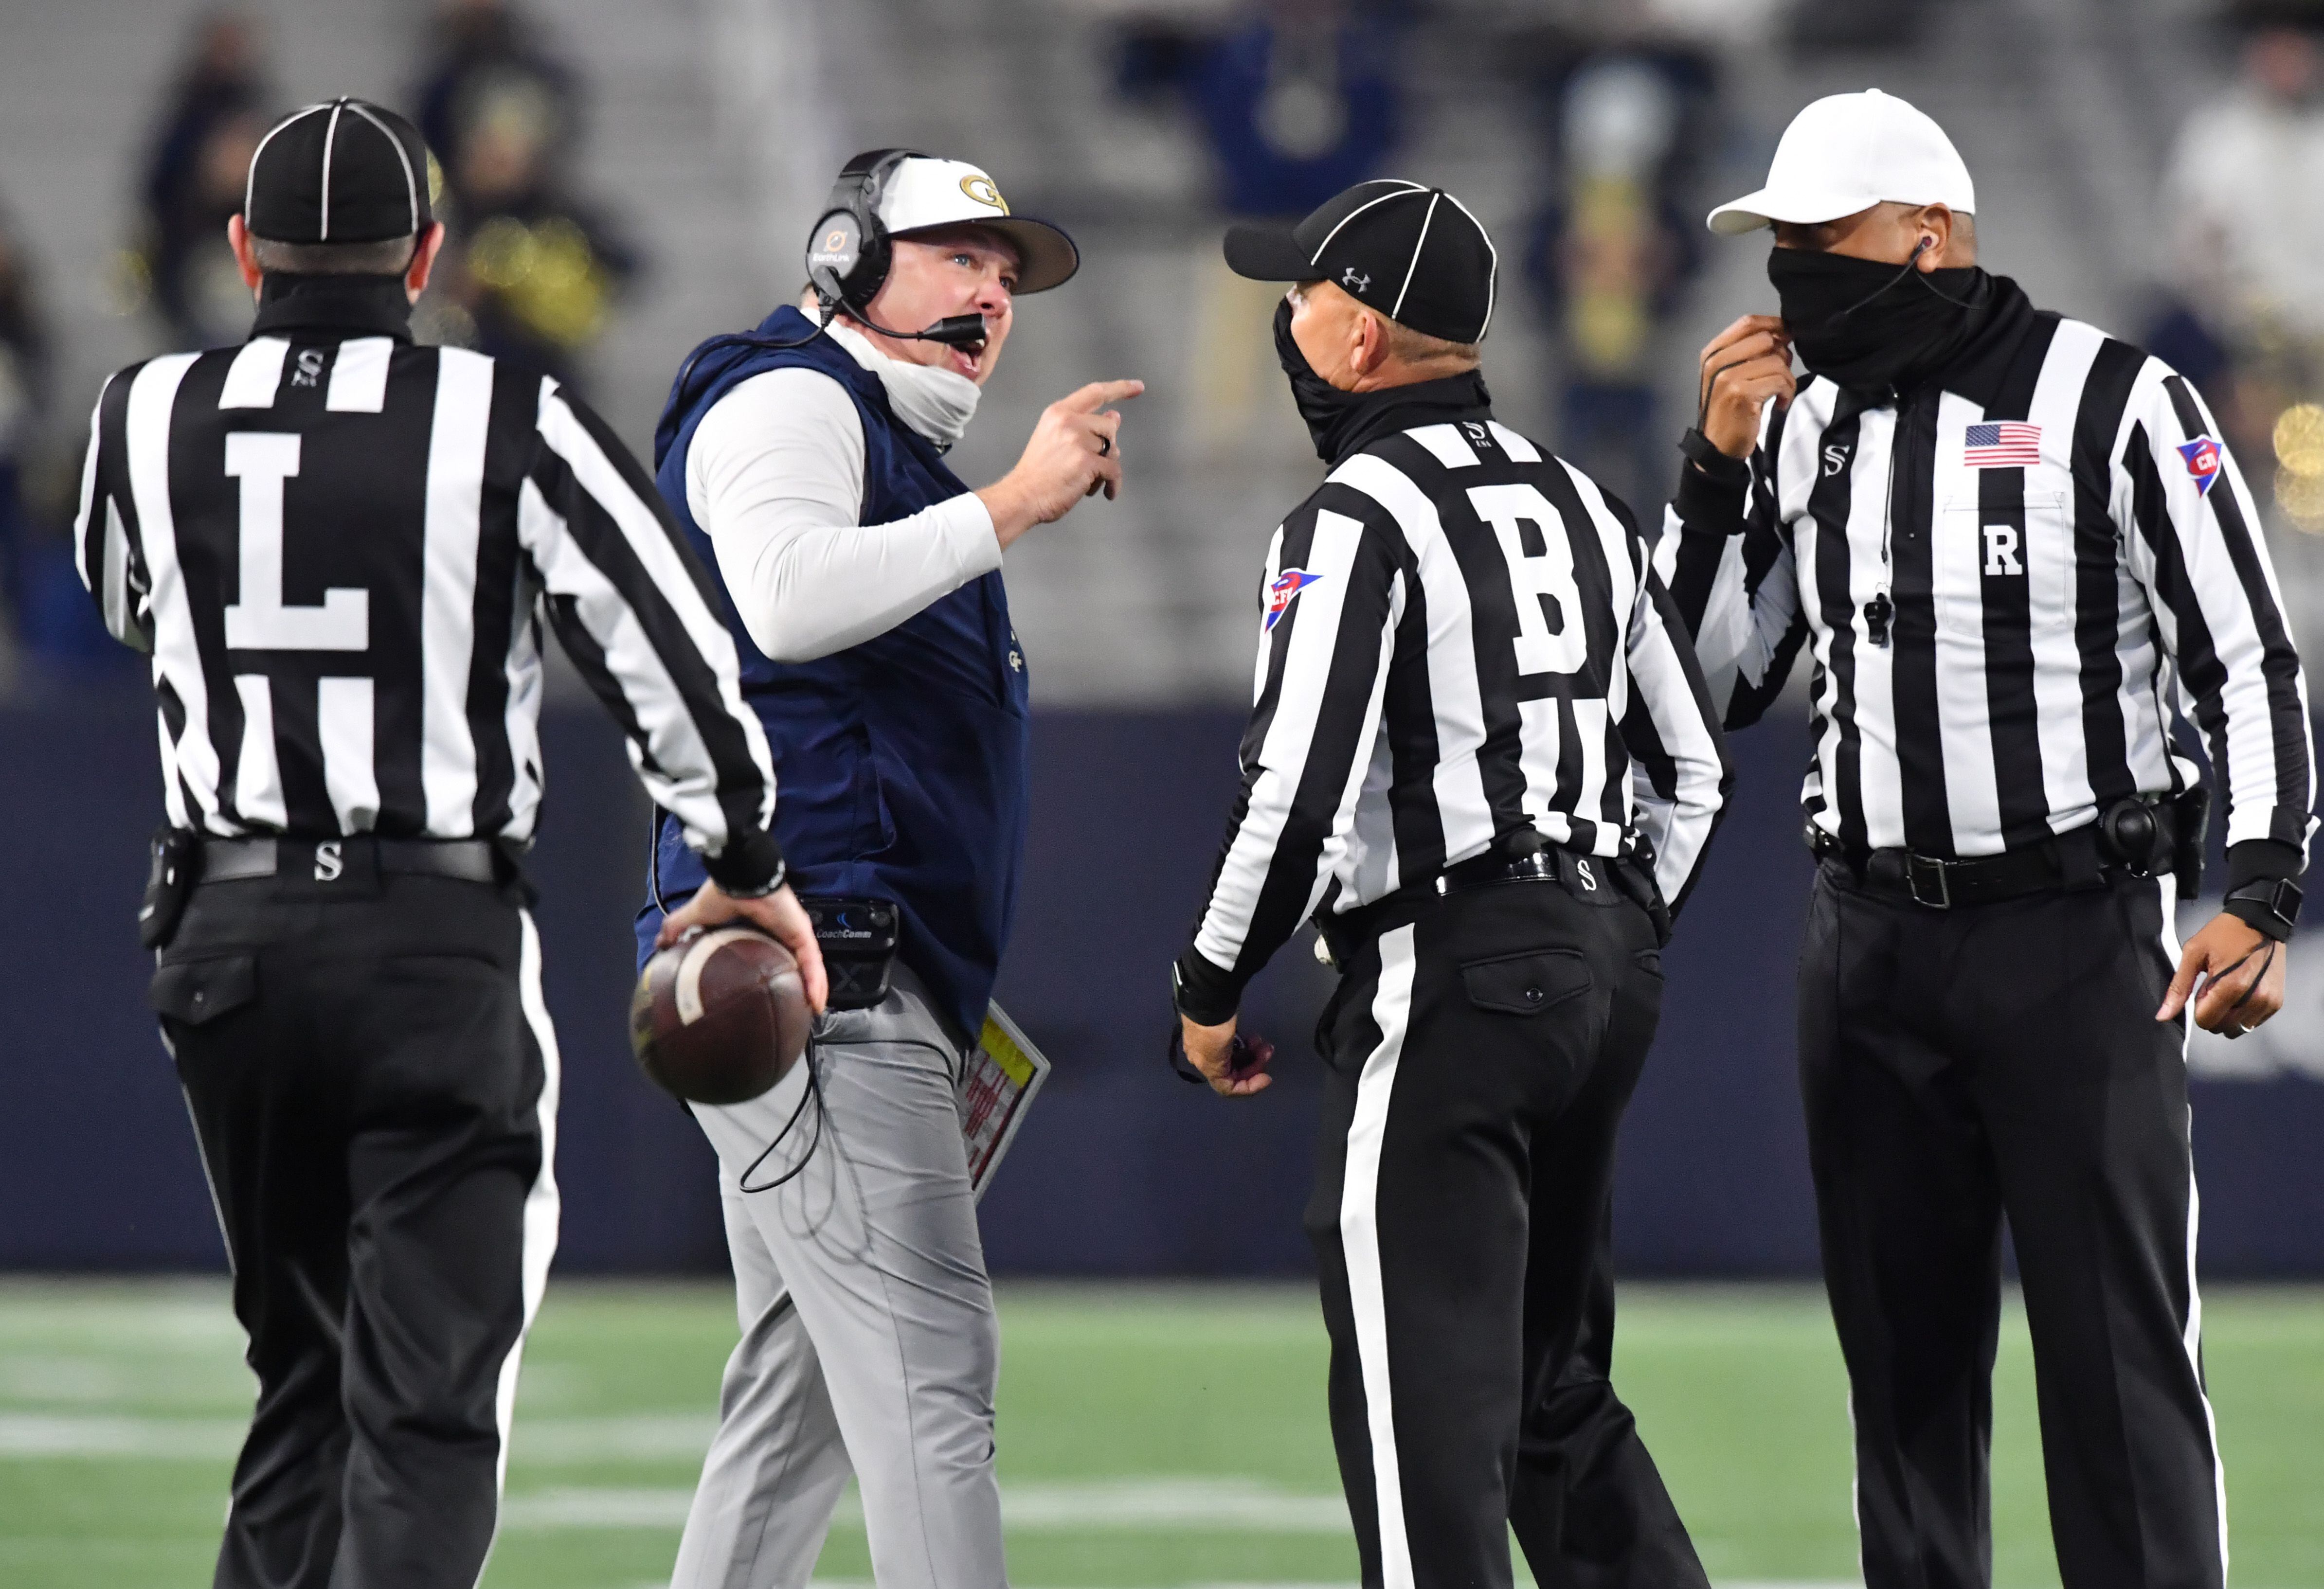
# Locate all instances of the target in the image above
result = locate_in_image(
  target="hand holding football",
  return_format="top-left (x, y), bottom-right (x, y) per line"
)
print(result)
top-left (630, 925), bottom-right (811, 1105)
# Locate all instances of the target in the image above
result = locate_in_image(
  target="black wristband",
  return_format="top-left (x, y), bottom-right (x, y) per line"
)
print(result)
top-left (721, 860), bottom-right (787, 900)
top-left (1678, 428), bottom-right (1750, 486)
top-left (2222, 876), bottom-right (2301, 941)
top-left (1673, 439), bottom-right (1750, 540)
top-left (702, 828), bottom-right (787, 898)
top-left (2223, 836), bottom-right (2304, 893)
top-left (1170, 953), bottom-right (1242, 1028)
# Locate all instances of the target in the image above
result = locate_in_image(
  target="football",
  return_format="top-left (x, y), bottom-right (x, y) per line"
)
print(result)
top-left (629, 925), bottom-right (811, 1105)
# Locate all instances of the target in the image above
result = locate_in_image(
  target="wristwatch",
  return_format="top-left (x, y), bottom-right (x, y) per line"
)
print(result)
top-left (2222, 876), bottom-right (2302, 941)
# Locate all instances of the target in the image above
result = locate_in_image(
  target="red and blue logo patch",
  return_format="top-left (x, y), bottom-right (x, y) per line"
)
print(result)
top-left (2177, 435), bottom-right (2223, 497)
top-left (1264, 567), bottom-right (1325, 631)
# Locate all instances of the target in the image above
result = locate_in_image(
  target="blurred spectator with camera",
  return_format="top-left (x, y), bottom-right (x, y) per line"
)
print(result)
top-left (2155, 0), bottom-right (2324, 534)
top-left (1521, 35), bottom-right (1714, 512)
top-left (1115, 0), bottom-right (1405, 455)
top-left (414, 1), bottom-right (635, 396)
top-left (0, 212), bottom-right (48, 668)
top-left (412, 0), bottom-right (577, 209)
top-left (0, 207), bottom-right (111, 676)
top-left (135, 10), bottom-right (270, 351)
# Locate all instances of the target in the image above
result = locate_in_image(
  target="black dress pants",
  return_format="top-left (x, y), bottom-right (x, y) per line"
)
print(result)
top-left (1309, 875), bottom-right (1708, 1589)
top-left (1799, 862), bottom-right (2225, 1589)
top-left (154, 871), bottom-right (559, 1589)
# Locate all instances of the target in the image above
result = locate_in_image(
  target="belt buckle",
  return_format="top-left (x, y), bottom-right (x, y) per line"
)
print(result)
top-left (1906, 853), bottom-right (1951, 909)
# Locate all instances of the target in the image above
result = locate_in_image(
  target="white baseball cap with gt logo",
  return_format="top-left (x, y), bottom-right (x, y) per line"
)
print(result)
top-left (1707, 89), bottom-right (1975, 235)
top-left (875, 156), bottom-right (1080, 292)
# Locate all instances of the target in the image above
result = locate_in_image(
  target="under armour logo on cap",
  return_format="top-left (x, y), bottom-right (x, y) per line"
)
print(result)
top-left (245, 97), bottom-right (434, 245)
top-left (1222, 178), bottom-right (1499, 345)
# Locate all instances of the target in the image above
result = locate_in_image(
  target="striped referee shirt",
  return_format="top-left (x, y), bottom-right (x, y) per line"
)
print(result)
top-left (1658, 274), bottom-right (2314, 888)
top-left (73, 276), bottom-right (784, 891)
top-left (1173, 394), bottom-right (1730, 1022)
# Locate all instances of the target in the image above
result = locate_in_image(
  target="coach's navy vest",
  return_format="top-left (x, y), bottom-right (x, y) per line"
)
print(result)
top-left (642, 306), bottom-right (1029, 1039)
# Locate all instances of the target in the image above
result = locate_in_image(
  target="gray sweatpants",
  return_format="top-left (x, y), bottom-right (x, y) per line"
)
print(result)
top-left (671, 964), bottom-right (1006, 1589)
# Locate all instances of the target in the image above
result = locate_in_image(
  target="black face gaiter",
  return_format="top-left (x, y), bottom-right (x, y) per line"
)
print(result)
top-left (1275, 297), bottom-right (1368, 461)
top-left (1272, 297), bottom-right (1494, 463)
top-left (1768, 247), bottom-right (1989, 397)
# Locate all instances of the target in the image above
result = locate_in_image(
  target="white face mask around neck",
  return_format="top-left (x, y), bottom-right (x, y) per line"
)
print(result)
top-left (823, 318), bottom-right (982, 451)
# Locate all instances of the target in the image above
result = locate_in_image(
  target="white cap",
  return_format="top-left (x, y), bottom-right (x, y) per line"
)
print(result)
top-left (874, 156), bottom-right (1079, 292)
top-left (1706, 89), bottom-right (1975, 236)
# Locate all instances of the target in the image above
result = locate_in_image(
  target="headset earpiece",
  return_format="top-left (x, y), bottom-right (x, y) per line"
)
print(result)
top-left (804, 147), bottom-right (921, 318)
top-left (806, 208), bottom-right (876, 310)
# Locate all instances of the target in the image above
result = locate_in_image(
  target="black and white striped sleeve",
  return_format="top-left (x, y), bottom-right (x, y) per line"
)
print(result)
top-left (72, 370), bottom-right (153, 654)
top-left (517, 376), bottom-right (786, 892)
top-left (2117, 361), bottom-right (2315, 890)
top-left (1172, 493), bottom-right (1406, 1024)
top-left (1620, 548), bottom-right (1732, 916)
top-left (1655, 407), bottom-right (1808, 728)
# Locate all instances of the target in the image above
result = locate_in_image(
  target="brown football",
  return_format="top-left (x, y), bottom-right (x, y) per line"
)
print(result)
top-left (629, 926), bottom-right (811, 1105)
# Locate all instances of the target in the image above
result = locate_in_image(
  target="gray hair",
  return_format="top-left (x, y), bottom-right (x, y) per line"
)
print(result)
top-left (249, 232), bottom-right (418, 276)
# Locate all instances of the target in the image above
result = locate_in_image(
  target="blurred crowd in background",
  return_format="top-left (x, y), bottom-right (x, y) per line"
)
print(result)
top-left (4, 0), bottom-right (2324, 696)
top-left (0, 0), bottom-right (638, 678)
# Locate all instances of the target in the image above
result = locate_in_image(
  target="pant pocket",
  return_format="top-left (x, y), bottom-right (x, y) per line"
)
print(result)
top-left (150, 954), bottom-right (260, 1028)
top-left (1459, 947), bottom-right (1592, 1016)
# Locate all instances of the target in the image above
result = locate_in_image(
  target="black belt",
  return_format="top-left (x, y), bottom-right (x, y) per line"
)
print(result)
top-left (1317, 840), bottom-right (1655, 966)
top-left (1809, 820), bottom-right (2141, 909)
top-left (199, 836), bottom-right (500, 885)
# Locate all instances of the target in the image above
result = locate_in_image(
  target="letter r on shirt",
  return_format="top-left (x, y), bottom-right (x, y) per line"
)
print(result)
top-left (1983, 523), bottom-right (2023, 577)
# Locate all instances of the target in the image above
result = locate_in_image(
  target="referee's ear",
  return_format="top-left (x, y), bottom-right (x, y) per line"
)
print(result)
top-left (228, 214), bottom-right (262, 295)
top-left (404, 222), bottom-right (448, 304)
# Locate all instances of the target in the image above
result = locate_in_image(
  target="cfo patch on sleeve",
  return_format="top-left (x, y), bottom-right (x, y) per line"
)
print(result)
top-left (1264, 568), bottom-right (1325, 632)
top-left (2177, 435), bottom-right (2223, 496)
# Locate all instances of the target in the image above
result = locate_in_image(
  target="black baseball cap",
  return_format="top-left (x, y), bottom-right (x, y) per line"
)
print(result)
top-left (244, 98), bottom-right (433, 245)
top-left (1224, 179), bottom-right (1498, 345)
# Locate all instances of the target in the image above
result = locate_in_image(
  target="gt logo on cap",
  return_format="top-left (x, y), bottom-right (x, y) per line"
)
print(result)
top-left (959, 174), bottom-right (1008, 213)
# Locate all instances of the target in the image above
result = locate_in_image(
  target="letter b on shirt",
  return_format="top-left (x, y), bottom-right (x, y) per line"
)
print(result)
top-left (1469, 483), bottom-right (1586, 677)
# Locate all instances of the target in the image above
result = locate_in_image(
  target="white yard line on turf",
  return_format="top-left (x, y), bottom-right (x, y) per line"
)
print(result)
top-left (0, 1412), bottom-right (241, 1458)
top-left (0, 1411), bottom-right (718, 1462)
top-left (504, 1480), bottom-right (1352, 1533)
top-left (0, 1418), bottom-right (1865, 1589)
top-left (634, 1581), bottom-right (1861, 1589)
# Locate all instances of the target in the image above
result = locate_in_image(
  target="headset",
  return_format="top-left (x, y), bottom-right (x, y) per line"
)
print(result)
top-left (810, 147), bottom-right (991, 347)
top-left (662, 148), bottom-right (990, 431)
top-left (809, 148), bottom-right (908, 323)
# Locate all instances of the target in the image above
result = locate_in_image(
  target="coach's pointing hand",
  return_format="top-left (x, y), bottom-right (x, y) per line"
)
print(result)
top-left (1697, 315), bottom-right (1796, 459)
top-left (976, 379), bottom-right (1144, 546)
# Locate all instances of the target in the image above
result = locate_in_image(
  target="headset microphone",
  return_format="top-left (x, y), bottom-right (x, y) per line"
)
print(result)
top-left (915, 314), bottom-right (991, 349)
top-left (857, 312), bottom-right (988, 350)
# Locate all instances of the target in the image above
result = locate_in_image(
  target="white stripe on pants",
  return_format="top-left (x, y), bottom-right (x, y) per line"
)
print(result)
top-left (2156, 874), bottom-right (2231, 1583)
top-left (472, 909), bottom-right (564, 1587)
top-left (673, 965), bottom-right (1006, 1589)
top-left (1341, 924), bottom-right (1418, 1589)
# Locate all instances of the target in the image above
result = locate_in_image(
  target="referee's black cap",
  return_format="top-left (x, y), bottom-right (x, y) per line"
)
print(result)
top-left (244, 98), bottom-right (433, 245)
top-left (1223, 179), bottom-right (1498, 345)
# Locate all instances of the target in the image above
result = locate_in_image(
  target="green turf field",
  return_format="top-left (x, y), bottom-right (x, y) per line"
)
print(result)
top-left (0, 1279), bottom-right (2317, 1588)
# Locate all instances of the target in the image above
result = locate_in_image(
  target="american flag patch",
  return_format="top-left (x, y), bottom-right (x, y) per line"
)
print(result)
top-left (1964, 421), bottom-right (2042, 467)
